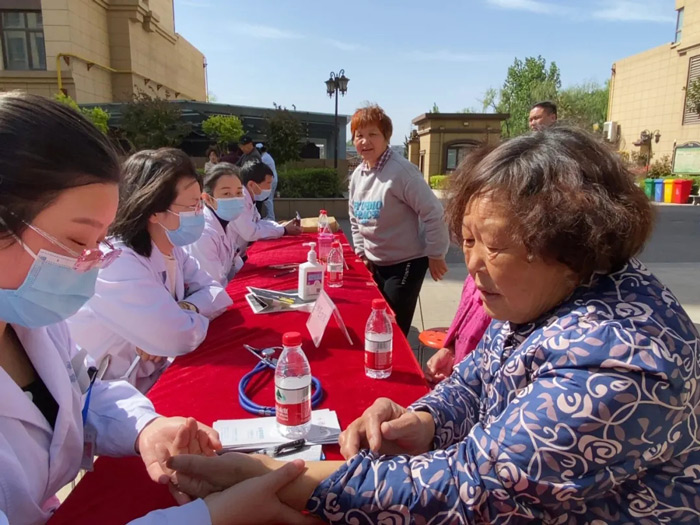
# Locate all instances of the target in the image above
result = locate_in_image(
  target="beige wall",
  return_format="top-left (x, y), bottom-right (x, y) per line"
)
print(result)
top-left (609, 0), bottom-right (700, 160)
top-left (411, 115), bottom-right (505, 179)
top-left (0, 0), bottom-right (206, 103)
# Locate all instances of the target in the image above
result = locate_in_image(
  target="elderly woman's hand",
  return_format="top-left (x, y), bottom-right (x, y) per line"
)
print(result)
top-left (339, 397), bottom-right (435, 459)
top-left (428, 257), bottom-right (448, 281)
top-left (425, 347), bottom-right (455, 384)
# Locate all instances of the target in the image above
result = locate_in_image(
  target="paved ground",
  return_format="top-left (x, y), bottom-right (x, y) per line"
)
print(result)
top-left (340, 204), bottom-right (700, 369)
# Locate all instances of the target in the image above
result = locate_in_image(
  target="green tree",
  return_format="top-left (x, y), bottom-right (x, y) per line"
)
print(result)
top-left (53, 92), bottom-right (111, 135)
top-left (201, 114), bottom-right (244, 152)
top-left (489, 55), bottom-right (561, 137)
top-left (430, 102), bottom-right (440, 113)
top-left (119, 91), bottom-right (191, 151)
top-left (266, 107), bottom-right (303, 166)
top-left (558, 80), bottom-right (609, 133)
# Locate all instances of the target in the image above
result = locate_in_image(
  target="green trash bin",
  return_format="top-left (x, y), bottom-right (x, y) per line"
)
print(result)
top-left (644, 179), bottom-right (654, 199)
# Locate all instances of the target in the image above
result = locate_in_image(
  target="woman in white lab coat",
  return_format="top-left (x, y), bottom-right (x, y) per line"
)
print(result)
top-left (185, 163), bottom-right (246, 285)
top-left (68, 149), bottom-right (233, 393)
top-left (230, 161), bottom-right (302, 256)
top-left (0, 92), bottom-right (313, 525)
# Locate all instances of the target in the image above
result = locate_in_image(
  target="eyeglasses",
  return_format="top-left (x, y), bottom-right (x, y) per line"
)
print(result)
top-left (22, 222), bottom-right (121, 273)
top-left (169, 199), bottom-right (203, 214)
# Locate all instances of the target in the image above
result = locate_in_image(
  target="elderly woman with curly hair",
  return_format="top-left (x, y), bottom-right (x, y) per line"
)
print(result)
top-left (168, 127), bottom-right (700, 524)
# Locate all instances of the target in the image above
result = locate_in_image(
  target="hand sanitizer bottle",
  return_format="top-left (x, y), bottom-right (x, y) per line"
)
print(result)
top-left (298, 242), bottom-right (323, 301)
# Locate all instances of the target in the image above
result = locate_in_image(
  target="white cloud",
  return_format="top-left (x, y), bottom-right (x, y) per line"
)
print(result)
top-left (407, 49), bottom-right (498, 62)
top-left (233, 23), bottom-right (300, 39)
top-left (486, 0), bottom-right (556, 14)
top-left (592, 0), bottom-right (675, 23)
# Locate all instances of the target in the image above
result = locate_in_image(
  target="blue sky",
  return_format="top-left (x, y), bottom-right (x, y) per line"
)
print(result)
top-left (173, 0), bottom-right (677, 144)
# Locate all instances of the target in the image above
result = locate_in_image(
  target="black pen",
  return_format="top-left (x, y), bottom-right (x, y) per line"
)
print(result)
top-left (254, 438), bottom-right (306, 457)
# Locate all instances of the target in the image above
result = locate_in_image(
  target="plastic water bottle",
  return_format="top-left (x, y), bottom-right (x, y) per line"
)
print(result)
top-left (317, 209), bottom-right (328, 234)
top-left (364, 299), bottom-right (393, 379)
top-left (275, 332), bottom-right (312, 438)
top-left (326, 241), bottom-right (343, 288)
top-left (317, 209), bottom-right (333, 264)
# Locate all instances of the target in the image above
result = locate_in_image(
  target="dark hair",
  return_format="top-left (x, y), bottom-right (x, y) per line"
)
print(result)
top-left (206, 146), bottom-right (219, 158)
top-left (240, 161), bottom-right (273, 186)
top-left (0, 91), bottom-right (120, 243)
top-left (110, 148), bottom-right (202, 257)
top-left (446, 126), bottom-right (654, 280)
top-left (203, 162), bottom-right (241, 194)
top-left (531, 100), bottom-right (557, 117)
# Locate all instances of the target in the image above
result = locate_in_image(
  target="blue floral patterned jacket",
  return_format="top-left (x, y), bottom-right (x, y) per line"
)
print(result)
top-left (308, 259), bottom-right (700, 524)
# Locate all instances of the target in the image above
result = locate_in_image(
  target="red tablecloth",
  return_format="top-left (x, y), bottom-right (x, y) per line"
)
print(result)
top-left (50, 233), bottom-right (429, 524)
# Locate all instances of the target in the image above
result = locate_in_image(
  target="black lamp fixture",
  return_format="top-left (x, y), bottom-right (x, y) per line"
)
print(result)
top-left (325, 69), bottom-right (349, 169)
top-left (638, 129), bottom-right (661, 144)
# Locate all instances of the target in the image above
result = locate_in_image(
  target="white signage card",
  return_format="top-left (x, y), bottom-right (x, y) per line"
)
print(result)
top-left (306, 290), bottom-right (353, 347)
top-left (306, 290), bottom-right (335, 348)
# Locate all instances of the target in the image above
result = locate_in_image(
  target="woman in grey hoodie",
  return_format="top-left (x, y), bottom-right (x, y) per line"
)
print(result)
top-left (349, 104), bottom-right (449, 335)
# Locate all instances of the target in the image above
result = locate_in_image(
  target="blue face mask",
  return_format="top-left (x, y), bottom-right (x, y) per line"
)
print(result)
top-left (0, 247), bottom-right (99, 328)
top-left (254, 188), bottom-right (271, 202)
top-left (162, 210), bottom-right (205, 246)
top-left (213, 197), bottom-right (245, 221)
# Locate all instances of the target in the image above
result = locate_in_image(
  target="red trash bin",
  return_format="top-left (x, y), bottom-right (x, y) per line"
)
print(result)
top-left (673, 179), bottom-right (693, 204)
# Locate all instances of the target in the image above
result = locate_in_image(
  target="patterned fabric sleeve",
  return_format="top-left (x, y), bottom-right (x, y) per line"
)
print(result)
top-left (307, 323), bottom-right (690, 523)
top-left (409, 337), bottom-right (485, 449)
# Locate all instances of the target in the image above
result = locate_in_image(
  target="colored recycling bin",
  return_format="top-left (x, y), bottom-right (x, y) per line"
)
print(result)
top-left (673, 179), bottom-right (693, 204)
top-left (654, 179), bottom-right (664, 202)
top-left (644, 179), bottom-right (654, 199)
top-left (663, 179), bottom-right (674, 203)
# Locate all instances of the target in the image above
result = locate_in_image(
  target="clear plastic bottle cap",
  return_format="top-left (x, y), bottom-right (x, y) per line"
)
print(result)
top-left (372, 299), bottom-right (387, 310)
top-left (283, 332), bottom-right (302, 346)
top-left (319, 209), bottom-right (327, 214)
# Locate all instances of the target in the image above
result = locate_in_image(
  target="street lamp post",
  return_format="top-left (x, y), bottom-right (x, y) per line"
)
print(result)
top-left (325, 69), bottom-right (349, 170)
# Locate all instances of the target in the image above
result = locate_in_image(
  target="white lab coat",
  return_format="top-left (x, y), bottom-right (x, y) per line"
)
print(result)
top-left (260, 152), bottom-right (278, 221)
top-left (67, 240), bottom-right (233, 392)
top-left (0, 323), bottom-right (212, 525)
top-left (230, 187), bottom-right (285, 256)
top-left (184, 206), bottom-right (244, 286)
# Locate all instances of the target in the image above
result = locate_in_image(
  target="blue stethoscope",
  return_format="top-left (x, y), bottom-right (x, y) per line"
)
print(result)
top-left (238, 344), bottom-right (323, 416)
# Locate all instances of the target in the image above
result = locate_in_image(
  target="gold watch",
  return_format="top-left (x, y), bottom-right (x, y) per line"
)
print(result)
top-left (178, 301), bottom-right (199, 313)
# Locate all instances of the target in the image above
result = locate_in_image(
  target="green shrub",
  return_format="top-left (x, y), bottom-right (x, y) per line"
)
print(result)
top-left (201, 114), bottom-right (244, 152)
top-left (54, 92), bottom-right (110, 134)
top-left (277, 168), bottom-right (344, 198)
top-left (648, 155), bottom-right (672, 178)
top-left (429, 175), bottom-right (449, 190)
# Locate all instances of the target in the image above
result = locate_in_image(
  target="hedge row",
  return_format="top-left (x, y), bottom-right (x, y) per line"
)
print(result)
top-left (277, 168), bottom-right (345, 198)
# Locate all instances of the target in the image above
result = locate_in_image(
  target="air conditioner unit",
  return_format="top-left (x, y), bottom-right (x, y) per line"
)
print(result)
top-left (603, 121), bottom-right (618, 142)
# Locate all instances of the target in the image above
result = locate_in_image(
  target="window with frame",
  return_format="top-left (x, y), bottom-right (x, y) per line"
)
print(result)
top-left (445, 143), bottom-right (478, 172)
top-left (683, 55), bottom-right (700, 126)
top-left (675, 7), bottom-right (684, 44)
top-left (0, 10), bottom-right (46, 70)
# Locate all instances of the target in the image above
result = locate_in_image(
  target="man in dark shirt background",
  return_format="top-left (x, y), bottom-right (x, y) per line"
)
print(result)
top-left (236, 135), bottom-right (262, 166)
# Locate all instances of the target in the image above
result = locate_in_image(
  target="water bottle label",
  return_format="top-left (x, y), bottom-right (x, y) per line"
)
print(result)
top-left (365, 349), bottom-right (392, 370)
top-left (365, 338), bottom-right (391, 352)
top-left (365, 337), bottom-right (392, 370)
top-left (275, 384), bottom-right (311, 426)
top-left (327, 264), bottom-right (343, 283)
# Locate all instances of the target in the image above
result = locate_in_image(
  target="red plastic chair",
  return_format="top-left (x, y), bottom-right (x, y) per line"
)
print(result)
top-left (417, 327), bottom-right (449, 365)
